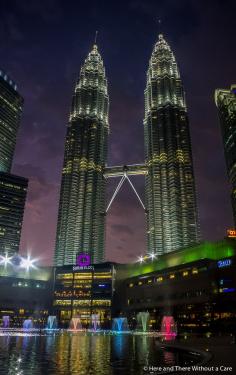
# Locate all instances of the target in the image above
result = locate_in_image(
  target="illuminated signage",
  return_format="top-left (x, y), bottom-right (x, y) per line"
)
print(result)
top-left (73, 253), bottom-right (94, 271)
top-left (217, 259), bottom-right (232, 268)
top-left (76, 254), bottom-right (91, 267)
top-left (73, 265), bottom-right (94, 271)
top-left (227, 229), bottom-right (236, 238)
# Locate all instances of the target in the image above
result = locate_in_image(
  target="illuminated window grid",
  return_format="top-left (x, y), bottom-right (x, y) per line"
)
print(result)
top-left (60, 281), bottom-right (73, 288)
top-left (73, 300), bottom-right (91, 307)
top-left (54, 299), bottom-right (71, 306)
top-left (56, 273), bottom-right (73, 280)
top-left (73, 290), bottom-right (91, 298)
top-left (93, 272), bottom-right (112, 279)
top-left (74, 273), bottom-right (92, 280)
top-left (54, 290), bottom-right (73, 298)
top-left (73, 279), bottom-right (92, 289)
top-left (92, 299), bottom-right (111, 306)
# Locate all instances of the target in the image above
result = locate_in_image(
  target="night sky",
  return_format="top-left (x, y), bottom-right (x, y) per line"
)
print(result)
top-left (1, 0), bottom-right (236, 265)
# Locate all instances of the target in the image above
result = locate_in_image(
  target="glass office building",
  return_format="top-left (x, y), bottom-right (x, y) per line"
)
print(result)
top-left (0, 172), bottom-right (28, 256)
top-left (215, 85), bottom-right (236, 224)
top-left (53, 263), bottom-right (114, 328)
top-left (0, 70), bottom-right (23, 173)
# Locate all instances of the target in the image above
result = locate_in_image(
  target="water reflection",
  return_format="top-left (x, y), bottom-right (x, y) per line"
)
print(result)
top-left (0, 332), bottom-right (201, 375)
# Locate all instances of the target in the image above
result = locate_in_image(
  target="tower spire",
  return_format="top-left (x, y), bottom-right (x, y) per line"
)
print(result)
top-left (94, 30), bottom-right (98, 45)
top-left (158, 18), bottom-right (162, 34)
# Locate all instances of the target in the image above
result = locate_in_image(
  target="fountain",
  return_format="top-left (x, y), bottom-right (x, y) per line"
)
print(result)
top-left (69, 316), bottom-right (82, 330)
top-left (46, 316), bottom-right (57, 330)
top-left (2, 316), bottom-right (10, 328)
top-left (91, 314), bottom-right (100, 331)
top-left (112, 317), bottom-right (129, 332)
top-left (160, 316), bottom-right (177, 340)
top-left (23, 319), bottom-right (33, 329)
top-left (136, 312), bottom-right (150, 332)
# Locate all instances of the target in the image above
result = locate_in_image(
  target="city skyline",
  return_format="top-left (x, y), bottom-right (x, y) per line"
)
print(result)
top-left (1, 0), bottom-right (235, 265)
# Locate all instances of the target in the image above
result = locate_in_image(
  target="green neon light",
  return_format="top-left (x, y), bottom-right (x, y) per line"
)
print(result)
top-left (123, 240), bottom-right (235, 278)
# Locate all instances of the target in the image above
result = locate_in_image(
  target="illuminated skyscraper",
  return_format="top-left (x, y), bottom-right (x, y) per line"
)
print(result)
top-left (215, 85), bottom-right (236, 224)
top-left (54, 44), bottom-right (109, 266)
top-left (0, 70), bottom-right (23, 173)
top-left (0, 172), bottom-right (28, 256)
top-left (0, 69), bottom-right (28, 256)
top-left (144, 34), bottom-right (199, 255)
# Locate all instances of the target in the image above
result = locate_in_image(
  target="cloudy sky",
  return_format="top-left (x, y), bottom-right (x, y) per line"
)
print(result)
top-left (1, 0), bottom-right (235, 265)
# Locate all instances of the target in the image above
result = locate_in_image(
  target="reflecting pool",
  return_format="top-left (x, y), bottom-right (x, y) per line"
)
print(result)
top-left (0, 332), bottom-right (203, 374)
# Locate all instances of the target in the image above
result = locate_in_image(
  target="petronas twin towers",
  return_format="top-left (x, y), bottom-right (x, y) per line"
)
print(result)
top-left (54, 34), bottom-right (199, 266)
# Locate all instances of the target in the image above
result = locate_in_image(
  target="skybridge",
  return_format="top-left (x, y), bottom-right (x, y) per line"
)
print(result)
top-left (104, 164), bottom-right (148, 212)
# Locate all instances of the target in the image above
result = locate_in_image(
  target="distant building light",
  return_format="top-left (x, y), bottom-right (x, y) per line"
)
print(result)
top-left (183, 271), bottom-right (189, 277)
top-left (138, 256), bottom-right (144, 263)
top-left (20, 255), bottom-right (36, 270)
top-left (217, 259), bottom-right (232, 268)
top-left (149, 253), bottom-right (156, 260)
top-left (0, 254), bottom-right (12, 267)
top-left (221, 288), bottom-right (235, 293)
top-left (227, 229), bottom-right (236, 238)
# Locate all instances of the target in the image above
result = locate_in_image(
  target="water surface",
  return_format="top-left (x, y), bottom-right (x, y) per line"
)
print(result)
top-left (0, 332), bottom-right (200, 375)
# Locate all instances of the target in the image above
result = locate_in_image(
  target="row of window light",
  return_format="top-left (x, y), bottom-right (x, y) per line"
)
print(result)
top-left (129, 269), bottom-right (199, 287)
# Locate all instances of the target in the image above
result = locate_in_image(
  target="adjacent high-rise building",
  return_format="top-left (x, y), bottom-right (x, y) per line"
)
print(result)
top-left (0, 69), bottom-right (28, 257)
top-left (215, 85), bottom-right (236, 224)
top-left (0, 172), bottom-right (28, 256)
top-left (144, 34), bottom-right (199, 255)
top-left (0, 70), bottom-right (23, 173)
top-left (54, 44), bottom-right (109, 266)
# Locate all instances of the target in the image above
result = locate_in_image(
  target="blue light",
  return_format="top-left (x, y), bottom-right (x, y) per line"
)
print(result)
top-left (217, 259), bottom-right (232, 268)
top-left (222, 288), bottom-right (235, 293)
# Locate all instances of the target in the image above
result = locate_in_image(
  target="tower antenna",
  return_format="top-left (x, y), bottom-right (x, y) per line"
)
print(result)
top-left (95, 30), bottom-right (98, 45)
top-left (158, 19), bottom-right (162, 34)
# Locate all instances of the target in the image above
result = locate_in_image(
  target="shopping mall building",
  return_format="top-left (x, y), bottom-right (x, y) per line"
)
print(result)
top-left (0, 238), bottom-right (235, 332)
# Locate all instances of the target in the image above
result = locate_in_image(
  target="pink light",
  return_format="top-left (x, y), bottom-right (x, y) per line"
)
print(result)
top-left (160, 316), bottom-right (177, 340)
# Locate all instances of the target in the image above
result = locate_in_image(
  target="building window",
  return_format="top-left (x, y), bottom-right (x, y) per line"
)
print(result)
top-left (54, 299), bottom-right (71, 306)
top-left (92, 300), bottom-right (111, 306)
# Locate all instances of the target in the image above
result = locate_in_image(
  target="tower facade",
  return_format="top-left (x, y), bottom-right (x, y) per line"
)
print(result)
top-left (54, 44), bottom-right (109, 266)
top-left (0, 69), bottom-right (28, 256)
top-left (215, 85), bottom-right (236, 224)
top-left (144, 34), bottom-right (199, 255)
top-left (0, 172), bottom-right (28, 256)
top-left (0, 70), bottom-right (23, 173)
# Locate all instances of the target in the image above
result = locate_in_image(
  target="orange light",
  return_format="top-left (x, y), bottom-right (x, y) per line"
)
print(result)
top-left (227, 229), bottom-right (236, 238)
